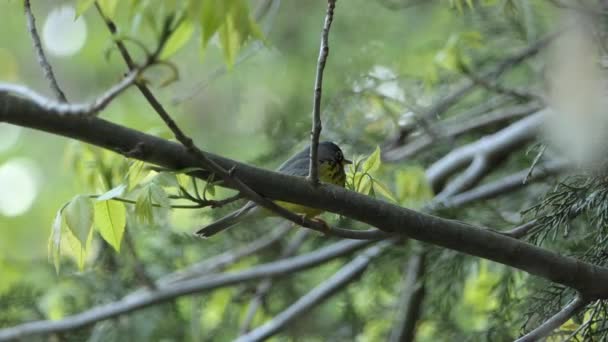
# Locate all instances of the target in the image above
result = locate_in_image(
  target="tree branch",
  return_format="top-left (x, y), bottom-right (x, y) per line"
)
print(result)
top-left (426, 111), bottom-right (544, 196)
top-left (515, 295), bottom-right (588, 342)
top-left (2, 96), bottom-right (608, 297)
top-left (158, 224), bottom-right (291, 286)
top-left (385, 33), bottom-right (555, 148)
top-left (383, 101), bottom-right (543, 161)
top-left (23, 0), bottom-right (67, 102)
top-left (0, 68), bottom-right (142, 117)
top-left (308, 0), bottom-right (337, 184)
top-left (239, 229), bottom-right (310, 334)
top-left (388, 251), bottom-right (426, 342)
top-left (439, 159), bottom-right (567, 208)
top-left (235, 240), bottom-right (391, 342)
top-left (0, 239), bottom-right (373, 341)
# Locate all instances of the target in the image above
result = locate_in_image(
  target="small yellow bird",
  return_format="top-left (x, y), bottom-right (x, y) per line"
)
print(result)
top-left (195, 141), bottom-right (352, 237)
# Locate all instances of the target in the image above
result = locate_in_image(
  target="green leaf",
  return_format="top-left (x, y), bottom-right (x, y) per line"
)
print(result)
top-left (98, 0), bottom-right (119, 18)
top-left (75, 0), bottom-right (96, 17)
top-left (64, 195), bottom-right (94, 246)
top-left (161, 19), bottom-right (196, 59)
top-left (97, 184), bottom-right (127, 201)
top-left (95, 200), bottom-right (126, 252)
top-left (65, 227), bottom-right (92, 271)
top-left (150, 183), bottom-right (170, 209)
top-left (152, 172), bottom-right (180, 188)
top-left (127, 160), bottom-right (148, 191)
top-left (200, 0), bottom-right (229, 47)
top-left (48, 209), bottom-right (63, 273)
top-left (218, 16), bottom-right (240, 67)
top-left (362, 146), bottom-right (381, 174)
top-left (135, 186), bottom-right (154, 224)
top-left (373, 180), bottom-right (398, 203)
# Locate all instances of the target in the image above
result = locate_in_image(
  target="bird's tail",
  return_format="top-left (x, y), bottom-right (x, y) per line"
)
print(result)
top-left (195, 205), bottom-right (256, 238)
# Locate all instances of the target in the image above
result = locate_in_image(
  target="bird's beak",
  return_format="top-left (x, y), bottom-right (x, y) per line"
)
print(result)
top-left (343, 159), bottom-right (353, 165)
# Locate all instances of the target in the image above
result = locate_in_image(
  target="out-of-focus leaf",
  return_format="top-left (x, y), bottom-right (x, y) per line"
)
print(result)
top-left (362, 146), bottom-right (381, 174)
top-left (98, 0), bottom-right (119, 18)
top-left (396, 167), bottom-right (434, 207)
top-left (161, 19), bottom-right (195, 59)
top-left (150, 183), bottom-right (171, 209)
top-left (201, 0), bottom-right (230, 47)
top-left (75, 0), bottom-right (96, 17)
top-left (64, 195), bottom-right (94, 245)
top-left (127, 160), bottom-right (149, 191)
top-left (65, 227), bottom-right (92, 271)
top-left (218, 17), bottom-right (240, 67)
top-left (97, 184), bottom-right (127, 201)
top-left (48, 209), bottom-right (64, 273)
top-left (95, 200), bottom-right (126, 252)
top-left (135, 186), bottom-right (154, 224)
top-left (374, 180), bottom-right (398, 203)
top-left (152, 172), bottom-right (180, 188)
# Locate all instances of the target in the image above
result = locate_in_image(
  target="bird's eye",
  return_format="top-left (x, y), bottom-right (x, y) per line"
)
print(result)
top-left (337, 151), bottom-right (343, 160)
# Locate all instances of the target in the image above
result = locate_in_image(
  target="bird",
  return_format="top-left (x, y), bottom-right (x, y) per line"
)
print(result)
top-left (195, 141), bottom-right (352, 238)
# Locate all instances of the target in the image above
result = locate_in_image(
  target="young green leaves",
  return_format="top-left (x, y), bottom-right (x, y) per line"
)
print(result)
top-left (346, 146), bottom-right (397, 202)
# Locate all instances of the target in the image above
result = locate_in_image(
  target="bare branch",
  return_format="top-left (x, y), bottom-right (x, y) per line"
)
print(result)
top-left (23, 0), bottom-right (67, 102)
top-left (235, 240), bottom-right (391, 342)
top-left (386, 33), bottom-right (555, 148)
top-left (0, 69), bottom-right (141, 117)
top-left (384, 101), bottom-right (543, 161)
top-left (159, 224), bottom-right (292, 285)
top-left (459, 61), bottom-right (541, 102)
top-left (515, 295), bottom-right (588, 342)
top-left (440, 159), bottom-right (567, 208)
top-left (427, 111), bottom-right (545, 196)
top-left (502, 220), bottom-right (539, 239)
top-left (0, 239), bottom-right (373, 341)
top-left (240, 229), bottom-right (310, 334)
top-left (309, 0), bottom-right (337, 184)
top-left (389, 251), bottom-right (426, 342)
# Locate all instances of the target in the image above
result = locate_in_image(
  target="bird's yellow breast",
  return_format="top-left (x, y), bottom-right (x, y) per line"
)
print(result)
top-left (273, 161), bottom-right (345, 218)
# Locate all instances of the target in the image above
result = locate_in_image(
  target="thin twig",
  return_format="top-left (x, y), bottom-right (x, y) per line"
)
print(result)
top-left (308, 0), bottom-right (337, 184)
top-left (515, 295), bottom-right (588, 342)
top-left (386, 33), bottom-right (555, 148)
top-left (459, 61), bottom-right (540, 102)
top-left (502, 220), bottom-right (539, 239)
top-left (524, 144), bottom-right (547, 184)
top-left (23, 0), bottom-right (67, 102)
top-left (0, 69), bottom-right (142, 117)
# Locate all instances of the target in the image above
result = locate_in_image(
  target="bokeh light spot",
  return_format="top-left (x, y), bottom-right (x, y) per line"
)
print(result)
top-left (0, 124), bottom-right (22, 153)
top-left (0, 158), bottom-right (40, 217)
top-left (42, 5), bottom-right (87, 57)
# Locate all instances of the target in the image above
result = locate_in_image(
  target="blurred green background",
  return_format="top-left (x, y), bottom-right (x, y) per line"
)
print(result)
top-left (0, 0), bottom-right (561, 341)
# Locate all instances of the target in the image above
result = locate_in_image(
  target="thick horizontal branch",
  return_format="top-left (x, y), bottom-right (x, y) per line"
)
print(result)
top-left (2, 91), bottom-right (608, 299)
top-left (0, 239), bottom-right (372, 341)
